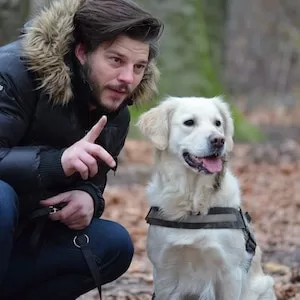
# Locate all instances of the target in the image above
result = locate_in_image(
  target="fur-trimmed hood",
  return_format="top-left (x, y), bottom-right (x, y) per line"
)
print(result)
top-left (22, 0), bottom-right (159, 106)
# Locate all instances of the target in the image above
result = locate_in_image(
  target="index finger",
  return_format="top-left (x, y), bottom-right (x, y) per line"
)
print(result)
top-left (86, 143), bottom-right (116, 168)
top-left (84, 116), bottom-right (107, 143)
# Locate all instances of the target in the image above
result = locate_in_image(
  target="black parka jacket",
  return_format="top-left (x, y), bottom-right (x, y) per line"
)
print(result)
top-left (0, 0), bottom-right (159, 217)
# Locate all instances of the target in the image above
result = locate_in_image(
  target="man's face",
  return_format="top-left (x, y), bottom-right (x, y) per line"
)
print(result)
top-left (75, 35), bottom-right (150, 112)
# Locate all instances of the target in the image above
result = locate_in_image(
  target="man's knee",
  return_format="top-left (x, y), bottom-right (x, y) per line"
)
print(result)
top-left (106, 221), bottom-right (134, 266)
top-left (0, 180), bottom-right (19, 229)
top-left (88, 219), bottom-right (134, 281)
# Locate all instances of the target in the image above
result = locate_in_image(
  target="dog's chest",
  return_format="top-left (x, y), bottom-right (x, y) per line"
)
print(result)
top-left (147, 226), bottom-right (247, 273)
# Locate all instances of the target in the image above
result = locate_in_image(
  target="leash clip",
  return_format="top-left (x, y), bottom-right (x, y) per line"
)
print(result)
top-left (49, 206), bottom-right (59, 214)
top-left (49, 202), bottom-right (68, 215)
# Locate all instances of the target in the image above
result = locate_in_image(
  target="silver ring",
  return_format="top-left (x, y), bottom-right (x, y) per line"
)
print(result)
top-left (73, 234), bottom-right (89, 248)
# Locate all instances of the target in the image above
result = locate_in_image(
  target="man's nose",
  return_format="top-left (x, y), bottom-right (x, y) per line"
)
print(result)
top-left (209, 134), bottom-right (225, 149)
top-left (118, 66), bottom-right (134, 84)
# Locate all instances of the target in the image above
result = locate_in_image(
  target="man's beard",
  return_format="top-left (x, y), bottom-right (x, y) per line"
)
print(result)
top-left (81, 62), bottom-right (132, 113)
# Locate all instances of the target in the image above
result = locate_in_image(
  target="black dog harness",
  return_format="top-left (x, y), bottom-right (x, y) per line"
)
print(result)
top-left (146, 206), bottom-right (256, 260)
top-left (146, 206), bottom-right (257, 300)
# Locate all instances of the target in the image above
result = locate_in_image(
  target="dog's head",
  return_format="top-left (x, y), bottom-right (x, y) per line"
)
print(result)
top-left (137, 96), bottom-right (234, 174)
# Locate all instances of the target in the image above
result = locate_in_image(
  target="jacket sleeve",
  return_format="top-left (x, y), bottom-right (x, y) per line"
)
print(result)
top-left (81, 108), bottom-right (131, 218)
top-left (0, 74), bottom-right (73, 193)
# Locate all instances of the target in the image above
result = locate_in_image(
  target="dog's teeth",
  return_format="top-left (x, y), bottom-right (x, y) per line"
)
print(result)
top-left (193, 156), bottom-right (203, 162)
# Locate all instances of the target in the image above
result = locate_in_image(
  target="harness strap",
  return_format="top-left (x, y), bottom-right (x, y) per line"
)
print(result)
top-left (145, 206), bottom-right (256, 258)
top-left (147, 206), bottom-right (257, 298)
top-left (74, 234), bottom-right (102, 300)
top-left (146, 206), bottom-right (247, 229)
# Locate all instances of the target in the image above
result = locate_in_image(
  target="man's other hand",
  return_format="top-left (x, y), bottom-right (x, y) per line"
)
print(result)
top-left (40, 190), bottom-right (94, 230)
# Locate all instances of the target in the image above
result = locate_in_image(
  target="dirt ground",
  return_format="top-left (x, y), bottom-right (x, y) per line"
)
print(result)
top-left (79, 105), bottom-right (300, 300)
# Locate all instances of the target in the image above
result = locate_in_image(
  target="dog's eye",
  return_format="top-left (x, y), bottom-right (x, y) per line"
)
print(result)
top-left (183, 119), bottom-right (195, 126)
top-left (215, 120), bottom-right (222, 127)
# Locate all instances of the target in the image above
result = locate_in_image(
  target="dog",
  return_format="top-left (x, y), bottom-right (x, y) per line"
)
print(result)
top-left (137, 96), bottom-right (276, 300)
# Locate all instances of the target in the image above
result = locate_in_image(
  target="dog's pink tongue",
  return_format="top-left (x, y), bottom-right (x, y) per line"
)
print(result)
top-left (202, 157), bottom-right (223, 173)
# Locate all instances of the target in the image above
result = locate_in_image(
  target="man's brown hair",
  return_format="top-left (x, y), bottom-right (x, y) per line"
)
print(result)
top-left (73, 0), bottom-right (164, 60)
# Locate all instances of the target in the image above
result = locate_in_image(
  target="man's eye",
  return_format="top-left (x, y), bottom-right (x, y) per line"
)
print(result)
top-left (110, 57), bottom-right (121, 64)
top-left (136, 64), bottom-right (146, 70)
top-left (134, 64), bottom-right (146, 73)
top-left (134, 64), bottom-right (146, 74)
top-left (183, 119), bottom-right (195, 126)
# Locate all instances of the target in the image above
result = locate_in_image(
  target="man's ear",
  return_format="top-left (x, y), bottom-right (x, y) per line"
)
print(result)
top-left (75, 43), bottom-right (87, 65)
top-left (212, 96), bottom-right (234, 152)
top-left (136, 97), bottom-right (177, 150)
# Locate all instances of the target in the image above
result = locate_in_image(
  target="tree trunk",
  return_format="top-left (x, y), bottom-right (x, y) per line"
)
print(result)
top-left (0, 0), bottom-right (31, 45)
top-left (136, 0), bottom-right (263, 141)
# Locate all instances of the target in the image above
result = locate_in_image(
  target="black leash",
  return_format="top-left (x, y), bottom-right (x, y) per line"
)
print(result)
top-left (73, 234), bottom-right (102, 299)
top-left (27, 205), bottom-right (103, 299)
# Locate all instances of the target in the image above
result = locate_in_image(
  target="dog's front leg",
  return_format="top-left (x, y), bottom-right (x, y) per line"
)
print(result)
top-left (154, 291), bottom-right (183, 300)
top-left (154, 284), bottom-right (182, 300)
top-left (153, 272), bottom-right (182, 300)
top-left (216, 268), bottom-right (244, 300)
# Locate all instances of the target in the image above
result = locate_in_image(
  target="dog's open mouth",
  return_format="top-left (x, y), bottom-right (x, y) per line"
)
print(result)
top-left (183, 152), bottom-right (223, 174)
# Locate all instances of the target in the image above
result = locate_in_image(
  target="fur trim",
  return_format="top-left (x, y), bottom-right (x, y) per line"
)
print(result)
top-left (132, 61), bottom-right (160, 104)
top-left (22, 0), bottom-right (81, 105)
top-left (22, 0), bottom-right (159, 106)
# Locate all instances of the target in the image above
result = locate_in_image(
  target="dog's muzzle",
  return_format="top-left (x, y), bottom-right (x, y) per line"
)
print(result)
top-left (183, 152), bottom-right (224, 173)
top-left (182, 134), bottom-right (226, 174)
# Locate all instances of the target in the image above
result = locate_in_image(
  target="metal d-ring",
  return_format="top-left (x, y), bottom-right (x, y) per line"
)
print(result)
top-left (73, 234), bottom-right (90, 248)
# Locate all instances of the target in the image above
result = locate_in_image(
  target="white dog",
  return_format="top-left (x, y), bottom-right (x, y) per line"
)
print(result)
top-left (137, 96), bottom-right (276, 300)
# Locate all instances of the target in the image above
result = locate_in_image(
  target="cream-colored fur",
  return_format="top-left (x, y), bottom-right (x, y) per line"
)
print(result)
top-left (137, 96), bottom-right (276, 300)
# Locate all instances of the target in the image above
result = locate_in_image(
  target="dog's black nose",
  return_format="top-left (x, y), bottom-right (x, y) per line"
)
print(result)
top-left (209, 134), bottom-right (225, 149)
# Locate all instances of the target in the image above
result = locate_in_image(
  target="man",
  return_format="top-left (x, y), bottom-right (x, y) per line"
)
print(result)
top-left (0, 0), bottom-right (163, 299)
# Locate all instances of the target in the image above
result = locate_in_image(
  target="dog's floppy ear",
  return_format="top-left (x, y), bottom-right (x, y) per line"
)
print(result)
top-left (136, 97), bottom-right (177, 150)
top-left (213, 96), bottom-right (234, 152)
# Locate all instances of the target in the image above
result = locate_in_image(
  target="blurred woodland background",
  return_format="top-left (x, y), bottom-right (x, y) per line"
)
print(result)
top-left (1, 0), bottom-right (300, 140)
top-left (1, 0), bottom-right (300, 299)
